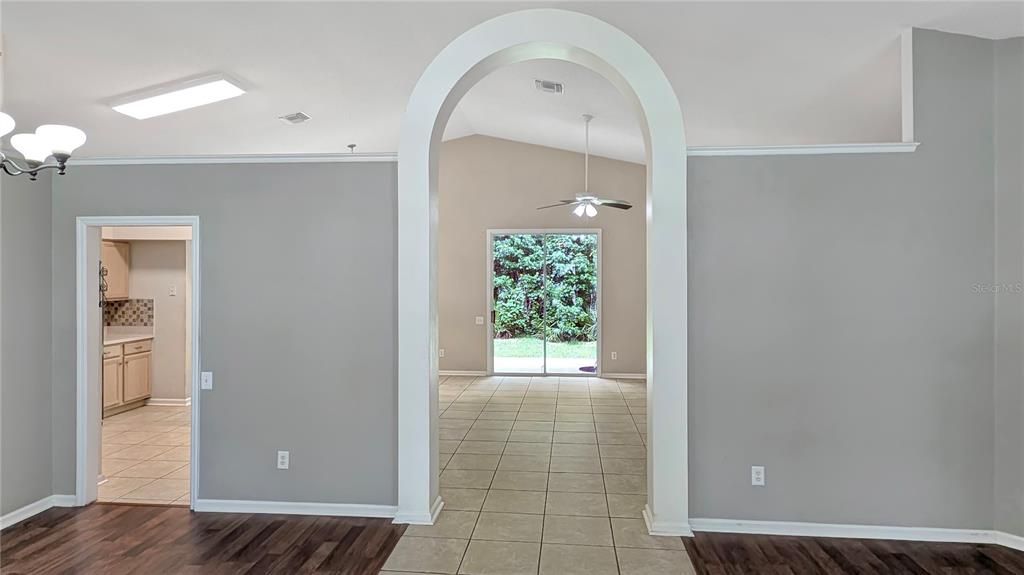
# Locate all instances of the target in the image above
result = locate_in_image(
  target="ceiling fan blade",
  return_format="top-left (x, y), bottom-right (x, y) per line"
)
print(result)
top-left (536, 200), bottom-right (581, 210)
top-left (593, 199), bottom-right (633, 210)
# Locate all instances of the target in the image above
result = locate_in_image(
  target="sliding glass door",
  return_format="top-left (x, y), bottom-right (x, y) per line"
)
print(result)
top-left (489, 231), bottom-right (600, 375)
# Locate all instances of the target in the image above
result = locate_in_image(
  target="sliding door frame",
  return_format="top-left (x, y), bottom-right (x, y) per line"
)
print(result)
top-left (486, 228), bottom-right (602, 377)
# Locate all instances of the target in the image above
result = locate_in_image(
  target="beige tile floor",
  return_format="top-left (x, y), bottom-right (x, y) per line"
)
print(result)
top-left (99, 405), bottom-right (191, 505)
top-left (383, 375), bottom-right (696, 575)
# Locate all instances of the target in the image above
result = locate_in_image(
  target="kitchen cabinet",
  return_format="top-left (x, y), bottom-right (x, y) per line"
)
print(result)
top-left (102, 338), bottom-right (152, 417)
top-left (102, 356), bottom-right (122, 409)
top-left (101, 240), bottom-right (130, 301)
top-left (122, 352), bottom-right (152, 404)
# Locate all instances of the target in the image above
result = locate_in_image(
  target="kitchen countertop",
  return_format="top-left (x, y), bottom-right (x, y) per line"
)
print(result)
top-left (103, 327), bottom-right (154, 346)
top-left (104, 334), bottom-right (154, 346)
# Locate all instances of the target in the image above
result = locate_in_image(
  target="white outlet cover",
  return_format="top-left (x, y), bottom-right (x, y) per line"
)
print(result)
top-left (751, 465), bottom-right (765, 486)
top-left (439, 348), bottom-right (446, 358)
top-left (611, 352), bottom-right (618, 360)
top-left (277, 450), bottom-right (290, 469)
top-left (475, 316), bottom-right (485, 325)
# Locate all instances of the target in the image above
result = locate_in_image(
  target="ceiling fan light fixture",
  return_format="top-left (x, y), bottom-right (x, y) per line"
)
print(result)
top-left (573, 203), bottom-right (587, 217)
top-left (584, 203), bottom-right (598, 218)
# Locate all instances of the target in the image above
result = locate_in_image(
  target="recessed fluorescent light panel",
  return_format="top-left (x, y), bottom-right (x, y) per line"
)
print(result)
top-left (112, 76), bottom-right (246, 120)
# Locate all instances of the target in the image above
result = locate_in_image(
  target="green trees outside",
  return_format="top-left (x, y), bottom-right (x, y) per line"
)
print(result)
top-left (492, 234), bottom-right (598, 342)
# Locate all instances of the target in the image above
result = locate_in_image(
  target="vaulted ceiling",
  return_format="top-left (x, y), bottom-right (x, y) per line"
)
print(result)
top-left (3, 1), bottom-right (1021, 162)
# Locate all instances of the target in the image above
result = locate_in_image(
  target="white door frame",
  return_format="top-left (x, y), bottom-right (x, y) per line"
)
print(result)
top-left (75, 215), bottom-right (201, 507)
top-left (485, 229), bottom-right (602, 377)
top-left (396, 9), bottom-right (689, 535)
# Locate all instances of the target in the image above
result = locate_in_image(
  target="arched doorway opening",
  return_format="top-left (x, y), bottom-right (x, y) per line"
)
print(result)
top-left (396, 8), bottom-right (690, 535)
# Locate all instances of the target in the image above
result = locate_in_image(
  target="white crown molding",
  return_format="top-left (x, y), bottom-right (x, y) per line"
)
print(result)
top-left (192, 498), bottom-right (398, 518)
top-left (687, 142), bottom-right (920, 157)
top-left (65, 142), bottom-right (920, 167)
top-left (0, 495), bottom-right (76, 530)
top-left (690, 518), bottom-right (1003, 545)
top-left (68, 153), bottom-right (399, 166)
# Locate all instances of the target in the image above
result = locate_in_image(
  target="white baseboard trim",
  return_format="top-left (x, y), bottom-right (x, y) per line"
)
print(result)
top-left (393, 495), bottom-right (444, 525)
top-left (1, 495), bottom-right (77, 530)
top-left (995, 530), bottom-right (1024, 552)
top-left (643, 504), bottom-right (694, 536)
top-left (192, 498), bottom-right (397, 518)
top-left (690, 518), bottom-right (1002, 545)
top-left (146, 397), bottom-right (192, 407)
top-left (602, 372), bottom-right (646, 380)
top-left (439, 370), bottom-right (488, 377)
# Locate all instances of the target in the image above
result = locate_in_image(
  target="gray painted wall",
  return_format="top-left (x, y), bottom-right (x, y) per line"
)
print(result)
top-left (50, 163), bottom-right (398, 504)
top-left (687, 29), bottom-right (996, 528)
top-left (16, 28), bottom-right (1016, 531)
top-left (1, 172), bottom-right (53, 514)
top-left (994, 36), bottom-right (1024, 537)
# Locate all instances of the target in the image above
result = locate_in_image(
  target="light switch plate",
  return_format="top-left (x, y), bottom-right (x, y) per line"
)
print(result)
top-left (201, 371), bottom-right (213, 390)
top-left (475, 316), bottom-right (485, 325)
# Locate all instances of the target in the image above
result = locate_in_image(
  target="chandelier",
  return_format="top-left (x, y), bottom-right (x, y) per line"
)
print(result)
top-left (0, 112), bottom-right (87, 181)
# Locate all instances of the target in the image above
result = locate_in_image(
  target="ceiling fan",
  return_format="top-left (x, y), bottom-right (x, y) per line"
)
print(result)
top-left (537, 114), bottom-right (633, 217)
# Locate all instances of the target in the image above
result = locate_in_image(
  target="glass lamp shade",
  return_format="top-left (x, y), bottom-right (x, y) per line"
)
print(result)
top-left (0, 112), bottom-right (15, 138)
top-left (584, 203), bottom-right (598, 217)
top-left (36, 124), bottom-right (87, 155)
top-left (10, 133), bottom-right (53, 165)
top-left (573, 204), bottom-right (587, 217)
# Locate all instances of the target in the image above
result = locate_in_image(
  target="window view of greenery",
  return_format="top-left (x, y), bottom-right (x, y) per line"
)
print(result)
top-left (492, 234), bottom-right (598, 373)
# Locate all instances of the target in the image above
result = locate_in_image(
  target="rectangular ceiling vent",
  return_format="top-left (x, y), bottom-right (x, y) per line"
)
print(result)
top-left (279, 112), bottom-right (312, 124)
top-left (535, 79), bottom-right (564, 94)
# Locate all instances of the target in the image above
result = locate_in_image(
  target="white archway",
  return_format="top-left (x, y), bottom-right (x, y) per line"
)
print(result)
top-left (395, 8), bottom-right (690, 535)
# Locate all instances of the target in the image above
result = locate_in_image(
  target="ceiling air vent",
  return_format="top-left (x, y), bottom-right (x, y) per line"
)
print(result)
top-left (535, 79), bottom-right (564, 94)
top-left (279, 112), bottom-right (312, 124)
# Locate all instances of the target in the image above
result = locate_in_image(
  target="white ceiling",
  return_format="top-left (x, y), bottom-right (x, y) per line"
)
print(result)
top-left (2, 2), bottom-right (1021, 162)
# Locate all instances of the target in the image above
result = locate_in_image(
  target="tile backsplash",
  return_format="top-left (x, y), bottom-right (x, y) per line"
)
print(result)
top-left (104, 299), bottom-right (154, 327)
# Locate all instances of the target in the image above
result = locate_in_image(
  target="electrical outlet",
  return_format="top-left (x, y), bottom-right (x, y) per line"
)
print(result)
top-left (475, 316), bottom-right (485, 325)
top-left (277, 451), bottom-right (290, 470)
top-left (200, 371), bottom-right (213, 390)
top-left (611, 351), bottom-right (618, 360)
top-left (751, 465), bottom-right (765, 486)
top-left (169, 284), bottom-right (177, 296)
top-left (439, 348), bottom-right (445, 358)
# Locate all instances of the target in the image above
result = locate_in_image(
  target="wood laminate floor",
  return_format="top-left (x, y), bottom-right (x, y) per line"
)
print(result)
top-left (0, 503), bottom-right (406, 575)
top-left (684, 532), bottom-right (1024, 575)
top-left (4, 504), bottom-right (1024, 574)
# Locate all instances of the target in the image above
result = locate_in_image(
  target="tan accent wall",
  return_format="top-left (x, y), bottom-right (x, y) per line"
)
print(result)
top-left (127, 240), bottom-right (188, 401)
top-left (439, 135), bottom-right (646, 375)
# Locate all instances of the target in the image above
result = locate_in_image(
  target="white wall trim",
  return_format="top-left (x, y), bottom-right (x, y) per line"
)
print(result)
top-left (690, 518), bottom-right (995, 544)
top-left (193, 499), bottom-right (398, 518)
top-left (688, 142), bottom-right (919, 157)
top-left (645, 504), bottom-right (695, 536)
top-left (397, 8), bottom-right (690, 531)
top-left (439, 370), bottom-right (488, 377)
top-left (900, 29), bottom-right (915, 143)
top-left (145, 397), bottom-right (192, 407)
top-left (76, 216), bottom-right (201, 510)
top-left (69, 153), bottom-right (397, 166)
top-left (0, 495), bottom-right (77, 530)
top-left (602, 372), bottom-right (646, 380)
top-left (394, 495), bottom-right (444, 525)
top-left (995, 531), bottom-right (1024, 553)
top-left (66, 143), bottom-right (919, 167)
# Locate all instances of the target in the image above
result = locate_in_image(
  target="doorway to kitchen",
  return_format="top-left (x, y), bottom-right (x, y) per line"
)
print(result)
top-left (487, 229), bottom-right (601, 376)
top-left (75, 216), bottom-right (200, 509)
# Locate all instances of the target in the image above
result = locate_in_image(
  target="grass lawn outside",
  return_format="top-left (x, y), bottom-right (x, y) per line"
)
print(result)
top-left (494, 337), bottom-right (596, 359)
